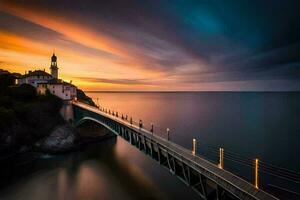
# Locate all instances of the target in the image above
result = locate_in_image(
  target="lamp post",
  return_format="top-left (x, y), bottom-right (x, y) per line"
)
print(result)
top-left (139, 119), bottom-right (143, 129)
top-left (150, 123), bottom-right (154, 134)
top-left (192, 139), bottom-right (196, 155)
top-left (255, 158), bottom-right (259, 189)
top-left (218, 148), bottom-right (224, 169)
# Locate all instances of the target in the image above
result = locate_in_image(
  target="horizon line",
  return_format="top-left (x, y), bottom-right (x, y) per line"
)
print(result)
top-left (84, 90), bottom-right (300, 93)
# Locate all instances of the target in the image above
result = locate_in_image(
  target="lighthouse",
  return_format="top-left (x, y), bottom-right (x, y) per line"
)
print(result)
top-left (50, 53), bottom-right (58, 79)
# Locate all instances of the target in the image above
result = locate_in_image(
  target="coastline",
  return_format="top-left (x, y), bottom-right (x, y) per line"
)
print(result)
top-left (0, 121), bottom-right (116, 167)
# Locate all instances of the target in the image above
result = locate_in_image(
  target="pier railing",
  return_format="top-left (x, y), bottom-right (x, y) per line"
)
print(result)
top-left (75, 100), bottom-right (299, 198)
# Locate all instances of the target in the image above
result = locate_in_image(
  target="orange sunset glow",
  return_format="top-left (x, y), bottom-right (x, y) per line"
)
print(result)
top-left (1, 0), bottom-right (299, 91)
top-left (0, 2), bottom-right (167, 91)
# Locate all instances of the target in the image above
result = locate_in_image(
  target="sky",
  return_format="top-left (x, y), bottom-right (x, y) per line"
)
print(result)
top-left (0, 0), bottom-right (300, 91)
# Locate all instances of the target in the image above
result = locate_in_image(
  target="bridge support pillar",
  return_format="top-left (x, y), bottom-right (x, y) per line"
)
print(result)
top-left (157, 145), bottom-right (161, 163)
top-left (128, 129), bottom-right (132, 144)
top-left (182, 163), bottom-right (190, 185)
top-left (217, 185), bottom-right (225, 200)
top-left (150, 141), bottom-right (154, 157)
top-left (60, 101), bottom-right (74, 123)
top-left (200, 174), bottom-right (208, 200)
top-left (167, 153), bottom-right (175, 174)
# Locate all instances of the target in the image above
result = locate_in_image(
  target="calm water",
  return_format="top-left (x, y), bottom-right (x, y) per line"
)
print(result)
top-left (87, 92), bottom-right (300, 192)
top-left (1, 92), bottom-right (300, 199)
top-left (1, 139), bottom-right (198, 200)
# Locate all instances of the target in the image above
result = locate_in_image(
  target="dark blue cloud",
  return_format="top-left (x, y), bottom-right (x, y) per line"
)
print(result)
top-left (1, 0), bottom-right (300, 90)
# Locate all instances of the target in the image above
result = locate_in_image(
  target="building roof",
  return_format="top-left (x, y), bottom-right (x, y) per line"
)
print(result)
top-left (47, 78), bottom-right (61, 84)
top-left (47, 78), bottom-right (76, 87)
top-left (20, 70), bottom-right (52, 78)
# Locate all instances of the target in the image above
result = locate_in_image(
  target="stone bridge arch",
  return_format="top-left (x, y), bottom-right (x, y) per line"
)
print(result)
top-left (75, 117), bottom-right (117, 140)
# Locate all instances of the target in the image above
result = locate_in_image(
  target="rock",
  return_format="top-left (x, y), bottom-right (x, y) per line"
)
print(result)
top-left (35, 122), bottom-right (116, 154)
top-left (36, 124), bottom-right (77, 153)
top-left (19, 145), bottom-right (30, 153)
top-left (5, 136), bottom-right (11, 144)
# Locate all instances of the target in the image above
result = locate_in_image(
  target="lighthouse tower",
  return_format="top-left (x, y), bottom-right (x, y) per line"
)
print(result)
top-left (50, 53), bottom-right (58, 79)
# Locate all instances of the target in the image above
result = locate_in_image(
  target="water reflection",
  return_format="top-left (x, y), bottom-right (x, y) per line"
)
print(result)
top-left (58, 169), bottom-right (68, 200)
top-left (1, 138), bottom-right (198, 200)
top-left (74, 163), bottom-right (107, 200)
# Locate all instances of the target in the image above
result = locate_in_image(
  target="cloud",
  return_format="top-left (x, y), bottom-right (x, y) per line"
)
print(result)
top-left (0, 1), bottom-right (203, 73)
top-left (75, 77), bottom-right (155, 86)
top-left (0, 0), bottom-right (300, 91)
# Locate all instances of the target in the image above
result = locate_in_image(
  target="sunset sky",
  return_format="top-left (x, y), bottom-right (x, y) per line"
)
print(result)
top-left (0, 0), bottom-right (300, 91)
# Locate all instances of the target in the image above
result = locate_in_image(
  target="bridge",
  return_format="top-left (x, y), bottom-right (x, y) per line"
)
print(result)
top-left (68, 101), bottom-right (278, 200)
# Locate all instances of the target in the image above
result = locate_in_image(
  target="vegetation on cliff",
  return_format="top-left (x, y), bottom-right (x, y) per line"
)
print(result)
top-left (0, 70), bottom-right (99, 156)
top-left (77, 89), bottom-right (97, 107)
top-left (0, 71), bottom-right (63, 155)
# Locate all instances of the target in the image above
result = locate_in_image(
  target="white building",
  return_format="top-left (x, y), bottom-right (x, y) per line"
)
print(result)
top-left (17, 70), bottom-right (52, 87)
top-left (47, 79), bottom-right (77, 100)
top-left (18, 54), bottom-right (77, 100)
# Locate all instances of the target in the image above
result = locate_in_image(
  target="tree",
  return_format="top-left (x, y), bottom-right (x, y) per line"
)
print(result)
top-left (10, 84), bottom-right (37, 101)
